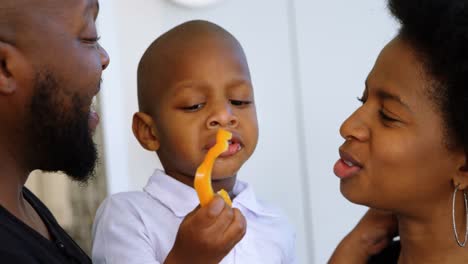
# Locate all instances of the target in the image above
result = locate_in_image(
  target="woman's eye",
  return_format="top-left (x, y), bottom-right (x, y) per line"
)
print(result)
top-left (357, 96), bottom-right (366, 104)
top-left (230, 100), bottom-right (252, 106)
top-left (379, 110), bottom-right (399, 122)
top-left (181, 103), bottom-right (204, 112)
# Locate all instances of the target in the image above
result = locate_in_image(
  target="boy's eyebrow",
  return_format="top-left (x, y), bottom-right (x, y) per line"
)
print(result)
top-left (169, 78), bottom-right (252, 96)
top-left (226, 78), bottom-right (251, 90)
top-left (168, 81), bottom-right (205, 96)
top-left (172, 81), bottom-right (199, 90)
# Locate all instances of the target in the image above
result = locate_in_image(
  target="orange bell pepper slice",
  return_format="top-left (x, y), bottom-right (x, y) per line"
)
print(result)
top-left (195, 128), bottom-right (233, 207)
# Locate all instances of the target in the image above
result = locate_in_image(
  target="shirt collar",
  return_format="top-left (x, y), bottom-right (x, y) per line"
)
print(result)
top-left (143, 169), bottom-right (280, 218)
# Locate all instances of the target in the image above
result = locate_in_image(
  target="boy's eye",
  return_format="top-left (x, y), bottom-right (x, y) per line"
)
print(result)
top-left (181, 103), bottom-right (205, 112)
top-left (230, 100), bottom-right (252, 106)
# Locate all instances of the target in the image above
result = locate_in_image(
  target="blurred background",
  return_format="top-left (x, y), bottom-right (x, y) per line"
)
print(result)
top-left (27, 0), bottom-right (398, 263)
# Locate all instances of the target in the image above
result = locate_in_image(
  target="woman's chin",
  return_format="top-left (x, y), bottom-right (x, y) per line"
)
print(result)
top-left (340, 183), bottom-right (374, 207)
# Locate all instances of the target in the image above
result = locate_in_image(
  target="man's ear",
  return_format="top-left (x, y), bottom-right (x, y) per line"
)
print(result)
top-left (453, 155), bottom-right (468, 190)
top-left (0, 41), bottom-right (19, 95)
top-left (132, 112), bottom-right (160, 151)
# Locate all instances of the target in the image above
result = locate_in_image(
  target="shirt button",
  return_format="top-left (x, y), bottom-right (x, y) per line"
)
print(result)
top-left (57, 241), bottom-right (65, 249)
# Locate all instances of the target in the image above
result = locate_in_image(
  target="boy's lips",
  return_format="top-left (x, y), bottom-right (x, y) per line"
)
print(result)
top-left (204, 134), bottom-right (243, 157)
top-left (333, 149), bottom-right (363, 179)
top-left (219, 141), bottom-right (242, 157)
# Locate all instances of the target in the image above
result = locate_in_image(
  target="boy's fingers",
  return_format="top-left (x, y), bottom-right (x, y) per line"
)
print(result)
top-left (190, 196), bottom-right (225, 227)
top-left (221, 208), bottom-right (246, 247)
top-left (205, 201), bottom-right (234, 236)
top-left (207, 196), bottom-right (227, 217)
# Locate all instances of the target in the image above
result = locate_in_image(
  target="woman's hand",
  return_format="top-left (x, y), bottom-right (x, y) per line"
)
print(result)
top-left (328, 208), bottom-right (398, 264)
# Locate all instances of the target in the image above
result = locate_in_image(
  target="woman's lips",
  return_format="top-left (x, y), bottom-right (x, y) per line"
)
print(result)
top-left (333, 150), bottom-right (363, 179)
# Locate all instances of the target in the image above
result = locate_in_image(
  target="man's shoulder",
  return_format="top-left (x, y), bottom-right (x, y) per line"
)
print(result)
top-left (0, 248), bottom-right (39, 263)
top-left (0, 189), bottom-right (90, 264)
top-left (0, 223), bottom-right (55, 264)
top-left (23, 187), bottom-right (57, 222)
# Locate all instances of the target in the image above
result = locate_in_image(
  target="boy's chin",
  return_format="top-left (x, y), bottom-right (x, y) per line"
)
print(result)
top-left (210, 163), bottom-right (241, 180)
top-left (211, 172), bottom-right (237, 181)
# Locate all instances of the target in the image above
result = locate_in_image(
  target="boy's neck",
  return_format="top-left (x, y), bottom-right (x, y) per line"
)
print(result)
top-left (211, 176), bottom-right (237, 198)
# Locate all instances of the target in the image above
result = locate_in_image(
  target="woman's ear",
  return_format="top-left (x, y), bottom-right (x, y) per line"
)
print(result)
top-left (453, 157), bottom-right (468, 190)
top-left (132, 112), bottom-right (160, 151)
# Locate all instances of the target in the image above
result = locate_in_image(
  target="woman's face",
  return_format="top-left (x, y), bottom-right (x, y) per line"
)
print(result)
top-left (334, 36), bottom-right (464, 216)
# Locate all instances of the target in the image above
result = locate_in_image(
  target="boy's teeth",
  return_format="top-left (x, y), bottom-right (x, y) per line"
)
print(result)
top-left (344, 160), bottom-right (354, 167)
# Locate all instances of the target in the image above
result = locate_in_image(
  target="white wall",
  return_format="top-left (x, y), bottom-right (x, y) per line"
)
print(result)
top-left (98, 0), bottom-right (397, 263)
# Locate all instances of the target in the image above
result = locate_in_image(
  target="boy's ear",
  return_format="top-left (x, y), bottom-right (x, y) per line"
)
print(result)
top-left (0, 41), bottom-right (19, 95)
top-left (453, 156), bottom-right (468, 190)
top-left (132, 112), bottom-right (160, 151)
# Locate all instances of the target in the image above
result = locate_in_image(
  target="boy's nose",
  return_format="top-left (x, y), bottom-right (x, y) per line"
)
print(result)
top-left (206, 106), bottom-right (238, 129)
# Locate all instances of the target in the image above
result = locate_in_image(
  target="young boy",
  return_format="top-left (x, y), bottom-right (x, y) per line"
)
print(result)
top-left (91, 20), bottom-right (297, 263)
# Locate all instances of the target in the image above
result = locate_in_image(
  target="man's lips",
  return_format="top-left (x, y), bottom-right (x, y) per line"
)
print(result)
top-left (333, 149), bottom-right (363, 179)
top-left (88, 109), bottom-right (100, 133)
top-left (88, 97), bottom-right (99, 133)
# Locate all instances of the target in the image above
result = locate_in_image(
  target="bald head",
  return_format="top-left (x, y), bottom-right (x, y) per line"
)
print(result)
top-left (137, 20), bottom-right (249, 114)
top-left (0, 0), bottom-right (94, 46)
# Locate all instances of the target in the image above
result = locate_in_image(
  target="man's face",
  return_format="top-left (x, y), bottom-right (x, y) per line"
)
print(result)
top-left (20, 0), bottom-right (109, 181)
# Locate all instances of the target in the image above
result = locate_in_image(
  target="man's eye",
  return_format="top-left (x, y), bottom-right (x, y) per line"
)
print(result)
top-left (181, 103), bottom-right (204, 112)
top-left (230, 100), bottom-right (252, 106)
top-left (82, 36), bottom-right (101, 44)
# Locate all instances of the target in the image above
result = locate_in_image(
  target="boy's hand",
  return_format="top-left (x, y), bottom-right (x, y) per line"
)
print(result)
top-left (164, 196), bottom-right (246, 264)
top-left (328, 208), bottom-right (398, 264)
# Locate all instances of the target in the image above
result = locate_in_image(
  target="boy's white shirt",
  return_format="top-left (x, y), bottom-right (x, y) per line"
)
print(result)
top-left (91, 169), bottom-right (297, 264)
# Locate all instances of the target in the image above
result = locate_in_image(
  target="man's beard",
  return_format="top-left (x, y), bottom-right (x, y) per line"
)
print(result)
top-left (25, 71), bottom-right (98, 183)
